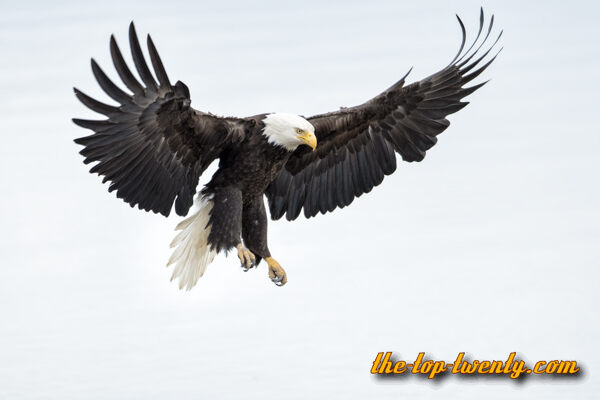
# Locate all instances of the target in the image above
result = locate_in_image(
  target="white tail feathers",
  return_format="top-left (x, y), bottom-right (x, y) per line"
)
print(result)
top-left (167, 196), bottom-right (217, 290)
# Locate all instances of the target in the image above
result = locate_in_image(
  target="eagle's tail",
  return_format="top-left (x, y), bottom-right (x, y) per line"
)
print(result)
top-left (167, 195), bottom-right (217, 290)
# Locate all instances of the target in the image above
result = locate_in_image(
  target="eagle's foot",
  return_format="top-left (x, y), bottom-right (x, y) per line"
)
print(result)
top-left (266, 257), bottom-right (287, 286)
top-left (236, 244), bottom-right (256, 271)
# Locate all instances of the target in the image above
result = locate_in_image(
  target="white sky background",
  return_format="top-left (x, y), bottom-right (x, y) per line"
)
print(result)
top-left (0, 0), bottom-right (599, 398)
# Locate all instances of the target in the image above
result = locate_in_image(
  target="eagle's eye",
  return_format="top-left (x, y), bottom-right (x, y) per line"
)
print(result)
top-left (296, 128), bottom-right (303, 134)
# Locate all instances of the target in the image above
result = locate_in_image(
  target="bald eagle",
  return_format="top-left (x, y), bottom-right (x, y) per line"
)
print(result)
top-left (73, 9), bottom-right (501, 289)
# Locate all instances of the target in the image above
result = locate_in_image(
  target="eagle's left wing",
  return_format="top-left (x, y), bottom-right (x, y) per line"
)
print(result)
top-left (73, 23), bottom-right (248, 217)
top-left (266, 10), bottom-right (502, 221)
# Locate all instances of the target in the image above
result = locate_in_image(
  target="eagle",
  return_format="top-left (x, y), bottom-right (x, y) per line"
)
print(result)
top-left (73, 9), bottom-right (501, 289)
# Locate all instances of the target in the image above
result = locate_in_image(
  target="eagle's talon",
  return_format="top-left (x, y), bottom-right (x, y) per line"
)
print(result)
top-left (266, 257), bottom-right (287, 286)
top-left (236, 244), bottom-right (256, 271)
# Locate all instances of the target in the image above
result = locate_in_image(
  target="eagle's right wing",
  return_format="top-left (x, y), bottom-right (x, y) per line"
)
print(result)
top-left (74, 23), bottom-right (247, 217)
top-left (266, 9), bottom-right (501, 221)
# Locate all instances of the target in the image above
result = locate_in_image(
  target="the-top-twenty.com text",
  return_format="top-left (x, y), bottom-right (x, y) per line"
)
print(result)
top-left (371, 352), bottom-right (581, 379)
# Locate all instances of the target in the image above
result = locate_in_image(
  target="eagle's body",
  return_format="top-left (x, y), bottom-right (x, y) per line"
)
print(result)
top-left (73, 9), bottom-right (502, 289)
top-left (195, 115), bottom-right (301, 268)
top-left (206, 116), bottom-right (293, 202)
top-left (170, 117), bottom-right (297, 288)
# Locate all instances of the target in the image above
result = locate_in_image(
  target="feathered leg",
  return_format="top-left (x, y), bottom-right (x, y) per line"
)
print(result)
top-left (206, 186), bottom-right (243, 253)
top-left (242, 196), bottom-right (286, 286)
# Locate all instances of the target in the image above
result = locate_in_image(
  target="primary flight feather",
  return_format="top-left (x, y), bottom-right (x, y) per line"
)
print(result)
top-left (73, 9), bottom-right (502, 289)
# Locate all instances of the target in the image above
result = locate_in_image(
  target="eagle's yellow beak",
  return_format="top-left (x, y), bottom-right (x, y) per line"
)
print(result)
top-left (297, 130), bottom-right (317, 151)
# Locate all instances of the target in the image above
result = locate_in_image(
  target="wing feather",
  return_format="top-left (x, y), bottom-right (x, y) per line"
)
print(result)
top-left (90, 59), bottom-right (131, 104)
top-left (110, 35), bottom-right (145, 94)
top-left (147, 35), bottom-right (172, 88)
top-left (128, 22), bottom-right (158, 91)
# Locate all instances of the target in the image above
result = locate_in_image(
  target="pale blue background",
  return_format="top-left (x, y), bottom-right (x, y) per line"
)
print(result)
top-left (1, 0), bottom-right (598, 399)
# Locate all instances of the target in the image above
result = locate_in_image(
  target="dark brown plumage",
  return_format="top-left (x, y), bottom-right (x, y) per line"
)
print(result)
top-left (74, 23), bottom-right (249, 217)
top-left (266, 10), bottom-right (502, 220)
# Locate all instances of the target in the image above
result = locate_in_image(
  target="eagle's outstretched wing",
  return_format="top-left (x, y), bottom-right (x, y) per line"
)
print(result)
top-left (266, 9), bottom-right (502, 221)
top-left (74, 23), bottom-right (247, 217)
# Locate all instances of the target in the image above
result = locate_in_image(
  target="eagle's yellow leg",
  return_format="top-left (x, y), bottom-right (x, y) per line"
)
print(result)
top-left (236, 243), bottom-right (256, 271)
top-left (266, 257), bottom-right (287, 286)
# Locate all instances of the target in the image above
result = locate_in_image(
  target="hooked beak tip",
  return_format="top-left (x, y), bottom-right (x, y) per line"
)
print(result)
top-left (298, 131), bottom-right (317, 151)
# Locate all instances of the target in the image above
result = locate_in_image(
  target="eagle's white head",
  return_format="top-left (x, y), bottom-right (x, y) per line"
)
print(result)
top-left (262, 113), bottom-right (317, 151)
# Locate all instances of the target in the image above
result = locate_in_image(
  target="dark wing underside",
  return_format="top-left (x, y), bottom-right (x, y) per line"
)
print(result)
top-left (74, 23), bottom-right (246, 217)
top-left (266, 9), bottom-right (502, 221)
